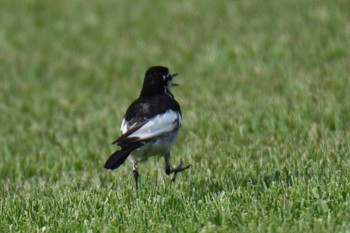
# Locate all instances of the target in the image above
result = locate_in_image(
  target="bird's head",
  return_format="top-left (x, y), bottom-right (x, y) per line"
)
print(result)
top-left (140, 66), bottom-right (178, 98)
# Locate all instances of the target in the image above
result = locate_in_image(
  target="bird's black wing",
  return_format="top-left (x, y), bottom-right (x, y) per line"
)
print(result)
top-left (112, 95), bottom-right (181, 146)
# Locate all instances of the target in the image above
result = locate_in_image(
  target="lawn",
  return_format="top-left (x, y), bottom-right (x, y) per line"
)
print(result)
top-left (1, 0), bottom-right (350, 232)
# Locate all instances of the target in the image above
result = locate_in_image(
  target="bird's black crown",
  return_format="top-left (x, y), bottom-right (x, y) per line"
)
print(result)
top-left (145, 66), bottom-right (170, 77)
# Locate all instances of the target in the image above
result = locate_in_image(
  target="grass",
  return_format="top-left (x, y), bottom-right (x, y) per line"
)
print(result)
top-left (1, 0), bottom-right (350, 232)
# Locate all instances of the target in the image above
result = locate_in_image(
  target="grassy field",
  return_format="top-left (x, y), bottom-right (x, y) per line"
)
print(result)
top-left (1, 0), bottom-right (350, 232)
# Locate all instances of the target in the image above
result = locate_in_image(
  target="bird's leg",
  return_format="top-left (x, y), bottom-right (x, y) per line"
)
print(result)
top-left (165, 153), bottom-right (191, 182)
top-left (132, 163), bottom-right (139, 191)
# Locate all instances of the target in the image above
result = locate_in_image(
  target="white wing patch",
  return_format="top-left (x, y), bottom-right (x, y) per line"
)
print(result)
top-left (120, 118), bottom-right (128, 133)
top-left (121, 110), bottom-right (181, 141)
top-left (120, 118), bottom-right (143, 134)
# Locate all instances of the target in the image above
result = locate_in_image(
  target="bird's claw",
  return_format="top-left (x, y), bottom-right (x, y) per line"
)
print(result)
top-left (171, 159), bottom-right (191, 182)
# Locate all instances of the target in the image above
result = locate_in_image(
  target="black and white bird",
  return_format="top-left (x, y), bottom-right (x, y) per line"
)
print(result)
top-left (104, 66), bottom-right (191, 190)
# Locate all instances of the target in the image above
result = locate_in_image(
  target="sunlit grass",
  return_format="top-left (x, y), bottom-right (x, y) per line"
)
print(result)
top-left (1, 0), bottom-right (350, 232)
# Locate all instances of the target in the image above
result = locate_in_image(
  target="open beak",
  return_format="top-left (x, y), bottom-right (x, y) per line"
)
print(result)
top-left (172, 73), bottom-right (179, 86)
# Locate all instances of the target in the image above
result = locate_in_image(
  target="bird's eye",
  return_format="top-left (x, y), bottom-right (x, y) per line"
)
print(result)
top-left (163, 74), bottom-right (172, 82)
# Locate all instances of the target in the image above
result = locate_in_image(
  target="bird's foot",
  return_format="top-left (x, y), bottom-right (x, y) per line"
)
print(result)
top-left (166, 159), bottom-right (191, 182)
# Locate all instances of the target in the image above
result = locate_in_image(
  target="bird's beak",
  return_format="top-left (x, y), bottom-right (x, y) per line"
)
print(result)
top-left (172, 73), bottom-right (179, 86)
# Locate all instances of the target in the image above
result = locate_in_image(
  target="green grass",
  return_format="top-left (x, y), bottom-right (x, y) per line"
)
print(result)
top-left (1, 0), bottom-right (350, 232)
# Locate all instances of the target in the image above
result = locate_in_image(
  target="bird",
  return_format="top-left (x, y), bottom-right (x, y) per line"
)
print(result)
top-left (104, 66), bottom-right (191, 190)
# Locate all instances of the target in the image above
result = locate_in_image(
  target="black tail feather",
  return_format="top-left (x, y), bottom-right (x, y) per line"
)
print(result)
top-left (104, 142), bottom-right (143, 170)
top-left (104, 149), bottom-right (131, 170)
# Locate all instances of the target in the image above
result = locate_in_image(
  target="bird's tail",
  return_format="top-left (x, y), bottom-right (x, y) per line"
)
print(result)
top-left (104, 149), bottom-right (131, 170)
top-left (104, 143), bottom-right (143, 170)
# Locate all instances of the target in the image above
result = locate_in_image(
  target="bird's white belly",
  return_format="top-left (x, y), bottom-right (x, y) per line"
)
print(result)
top-left (128, 130), bottom-right (179, 163)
